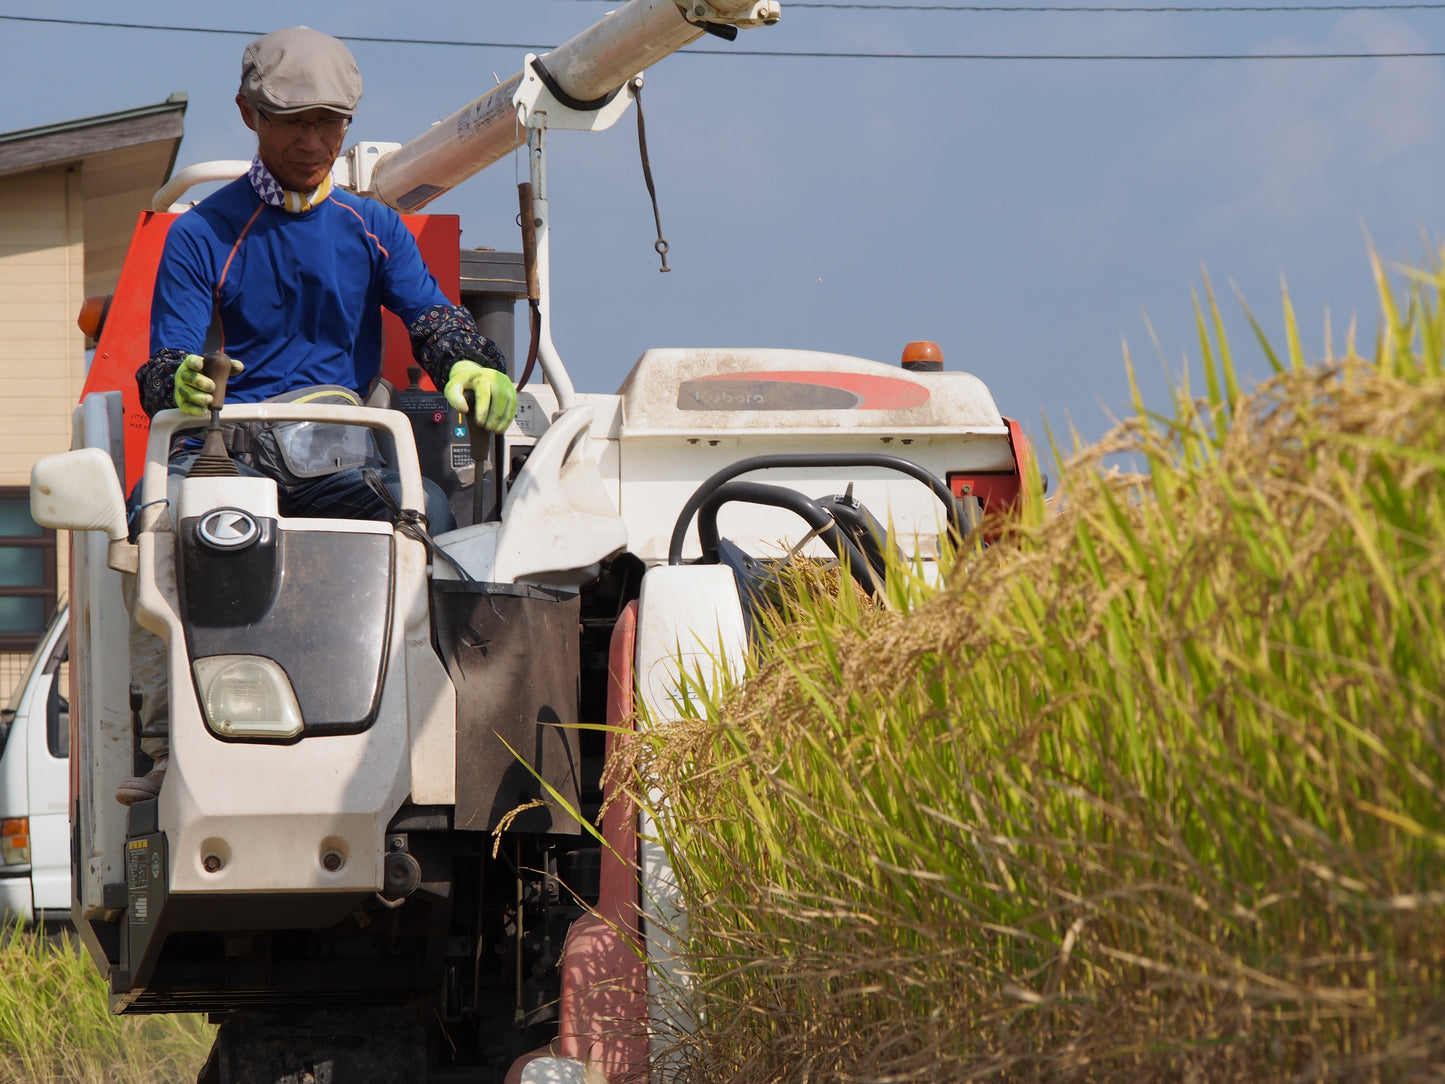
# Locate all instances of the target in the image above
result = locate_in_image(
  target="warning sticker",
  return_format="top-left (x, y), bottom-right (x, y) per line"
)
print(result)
top-left (127, 847), bottom-right (148, 890)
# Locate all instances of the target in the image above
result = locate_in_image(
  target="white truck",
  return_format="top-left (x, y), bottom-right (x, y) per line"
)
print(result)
top-left (30, 1), bottom-right (1034, 1080)
top-left (0, 604), bottom-right (71, 926)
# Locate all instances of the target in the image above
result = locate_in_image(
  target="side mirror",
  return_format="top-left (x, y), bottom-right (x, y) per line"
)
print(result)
top-left (31, 448), bottom-right (128, 541)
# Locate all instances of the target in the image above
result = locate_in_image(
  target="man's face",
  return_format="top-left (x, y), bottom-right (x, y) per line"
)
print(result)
top-left (238, 97), bottom-right (349, 192)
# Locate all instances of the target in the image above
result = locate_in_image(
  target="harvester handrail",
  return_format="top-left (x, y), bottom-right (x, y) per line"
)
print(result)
top-left (694, 479), bottom-right (880, 593)
top-left (150, 161), bottom-right (251, 211)
top-left (142, 403), bottom-right (426, 514)
top-left (666, 452), bottom-right (965, 566)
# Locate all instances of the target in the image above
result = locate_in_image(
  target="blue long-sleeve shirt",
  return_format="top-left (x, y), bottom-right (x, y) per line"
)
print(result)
top-left (138, 175), bottom-right (503, 415)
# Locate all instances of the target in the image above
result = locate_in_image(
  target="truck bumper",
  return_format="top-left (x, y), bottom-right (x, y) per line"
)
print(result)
top-left (0, 871), bottom-right (33, 925)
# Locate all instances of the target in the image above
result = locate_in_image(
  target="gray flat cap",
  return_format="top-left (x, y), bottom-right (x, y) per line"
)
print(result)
top-left (240, 27), bottom-right (362, 115)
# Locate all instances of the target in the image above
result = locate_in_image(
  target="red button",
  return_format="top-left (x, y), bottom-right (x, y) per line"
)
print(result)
top-left (432, 410), bottom-right (445, 423)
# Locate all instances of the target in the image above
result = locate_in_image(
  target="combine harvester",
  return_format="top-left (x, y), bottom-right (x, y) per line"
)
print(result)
top-left (32, 1), bottom-right (1032, 1080)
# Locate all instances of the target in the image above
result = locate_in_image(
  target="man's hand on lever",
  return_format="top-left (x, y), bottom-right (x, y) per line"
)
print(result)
top-left (174, 353), bottom-right (244, 416)
top-left (444, 360), bottom-right (517, 433)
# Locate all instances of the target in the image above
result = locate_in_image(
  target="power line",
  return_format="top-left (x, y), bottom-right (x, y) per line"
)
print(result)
top-left (577, 0), bottom-right (1445, 8)
top-left (788, 2), bottom-right (1445, 10)
top-left (0, 15), bottom-right (547, 50)
top-left (690, 45), bottom-right (1445, 53)
top-left (0, 13), bottom-right (1439, 61)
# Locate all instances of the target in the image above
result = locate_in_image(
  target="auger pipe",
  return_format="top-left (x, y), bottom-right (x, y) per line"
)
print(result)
top-left (370, 0), bottom-right (779, 212)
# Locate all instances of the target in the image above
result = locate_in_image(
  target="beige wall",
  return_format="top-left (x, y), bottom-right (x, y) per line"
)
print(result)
top-left (0, 164), bottom-right (87, 483)
top-left (0, 165), bottom-right (85, 699)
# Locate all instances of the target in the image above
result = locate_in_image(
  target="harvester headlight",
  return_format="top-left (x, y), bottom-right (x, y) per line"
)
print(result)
top-left (193, 656), bottom-right (304, 741)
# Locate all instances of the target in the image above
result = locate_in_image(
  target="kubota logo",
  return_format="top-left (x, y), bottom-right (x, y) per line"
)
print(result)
top-left (198, 508), bottom-right (260, 550)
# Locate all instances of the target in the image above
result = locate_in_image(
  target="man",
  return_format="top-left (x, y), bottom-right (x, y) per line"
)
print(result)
top-left (138, 25), bottom-right (514, 511)
top-left (117, 26), bottom-right (515, 803)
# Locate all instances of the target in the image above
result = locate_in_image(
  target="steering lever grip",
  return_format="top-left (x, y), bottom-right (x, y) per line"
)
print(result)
top-left (201, 351), bottom-right (235, 410)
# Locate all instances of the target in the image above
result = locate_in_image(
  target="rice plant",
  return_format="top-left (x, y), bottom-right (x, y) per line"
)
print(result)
top-left (632, 254), bottom-right (1445, 1083)
top-left (0, 924), bottom-right (213, 1084)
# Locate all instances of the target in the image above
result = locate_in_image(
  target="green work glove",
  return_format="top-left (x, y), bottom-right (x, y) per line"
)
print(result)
top-left (173, 353), bottom-right (243, 416)
top-left (444, 360), bottom-right (517, 433)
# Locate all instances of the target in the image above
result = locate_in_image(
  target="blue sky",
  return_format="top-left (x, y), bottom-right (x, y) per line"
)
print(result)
top-left (4, 1), bottom-right (1442, 447)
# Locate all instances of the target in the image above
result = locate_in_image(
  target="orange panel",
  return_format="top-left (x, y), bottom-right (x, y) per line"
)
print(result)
top-left (81, 211), bottom-right (177, 493)
top-left (382, 215), bottom-right (460, 393)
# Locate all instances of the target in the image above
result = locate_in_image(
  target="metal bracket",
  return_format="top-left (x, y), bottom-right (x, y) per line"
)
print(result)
top-left (107, 539), bottom-right (138, 575)
top-left (682, 0), bottom-right (782, 28)
top-left (514, 55), bottom-right (641, 132)
top-left (338, 141), bottom-right (404, 197)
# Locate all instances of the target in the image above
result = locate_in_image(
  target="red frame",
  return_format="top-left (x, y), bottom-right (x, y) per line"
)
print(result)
top-left (947, 416), bottom-right (1033, 515)
top-left (551, 599), bottom-right (649, 1082)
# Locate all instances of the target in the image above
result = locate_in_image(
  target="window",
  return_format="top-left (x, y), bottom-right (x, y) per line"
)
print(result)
top-left (0, 488), bottom-right (57, 652)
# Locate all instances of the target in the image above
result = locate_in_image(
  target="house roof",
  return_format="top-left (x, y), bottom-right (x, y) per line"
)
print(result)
top-left (0, 93), bottom-right (187, 177)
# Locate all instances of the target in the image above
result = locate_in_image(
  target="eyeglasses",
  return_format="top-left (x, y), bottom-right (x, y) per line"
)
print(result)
top-left (255, 107), bottom-right (352, 139)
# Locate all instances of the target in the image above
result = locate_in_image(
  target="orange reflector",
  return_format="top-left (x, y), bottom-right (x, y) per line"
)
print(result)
top-left (7, 837), bottom-right (26, 850)
top-left (77, 294), bottom-right (112, 340)
top-left (1, 818), bottom-right (26, 836)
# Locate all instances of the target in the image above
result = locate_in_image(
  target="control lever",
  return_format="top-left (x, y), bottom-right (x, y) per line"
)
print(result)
top-left (465, 390), bottom-right (505, 523)
top-left (187, 350), bottom-right (239, 478)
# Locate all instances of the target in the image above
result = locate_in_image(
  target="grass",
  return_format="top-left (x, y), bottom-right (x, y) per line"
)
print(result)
top-left (629, 253), bottom-right (1445, 1082)
top-left (0, 924), bottom-right (213, 1084)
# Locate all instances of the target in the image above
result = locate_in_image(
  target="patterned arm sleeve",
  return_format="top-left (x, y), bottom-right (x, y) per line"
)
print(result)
top-left (135, 348), bottom-right (192, 418)
top-left (408, 304), bottom-right (507, 391)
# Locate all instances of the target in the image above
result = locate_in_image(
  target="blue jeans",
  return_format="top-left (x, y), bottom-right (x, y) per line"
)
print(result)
top-left (272, 465), bottom-right (456, 532)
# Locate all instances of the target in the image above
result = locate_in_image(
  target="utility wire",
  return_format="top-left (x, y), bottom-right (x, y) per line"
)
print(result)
top-left (787, 1), bottom-right (1445, 9)
top-left (688, 46), bottom-right (1445, 53)
top-left (0, 14), bottom-right (547, 49)
top-left (0, 13), bottom-right (1439, 61)
top-left (577, 0), bottom-right (1445, 8)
